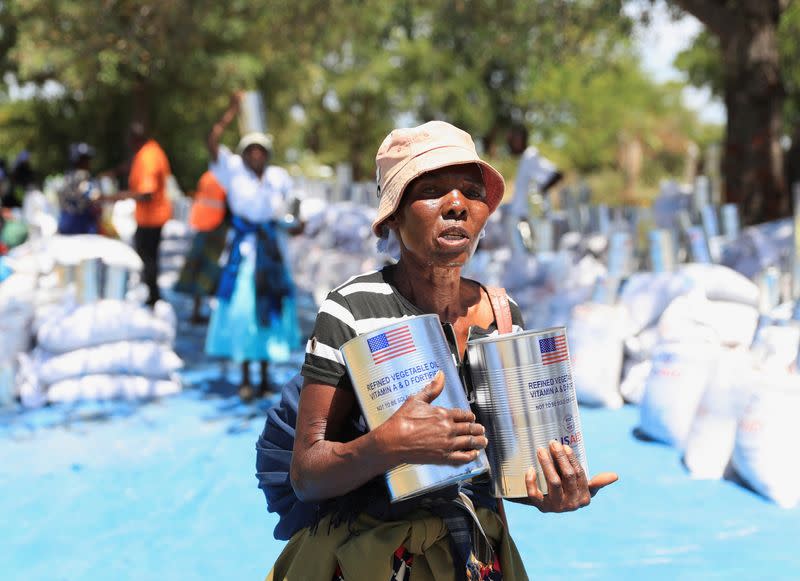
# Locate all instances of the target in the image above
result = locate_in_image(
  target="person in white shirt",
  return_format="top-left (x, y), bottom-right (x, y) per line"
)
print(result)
top-left (505, 124), bottom-right (563, 256)
top-left (205, 93), bottom-right (302, 401)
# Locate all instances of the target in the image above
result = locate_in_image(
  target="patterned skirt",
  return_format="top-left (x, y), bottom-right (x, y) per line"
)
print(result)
top-left (331, 546), bottom-right (502, 580)
top-left (204, 255), bottom-right (300, 364)
top-left (174, 222), bottom-right (228, 297)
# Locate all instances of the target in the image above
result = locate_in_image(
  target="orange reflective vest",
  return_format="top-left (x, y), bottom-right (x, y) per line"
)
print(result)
top-left (189, 171), bottom-right (227, 231)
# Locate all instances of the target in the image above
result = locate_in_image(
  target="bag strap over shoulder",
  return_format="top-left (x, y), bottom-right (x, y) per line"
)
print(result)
top-left (484, 286), bottom-right (513, 334)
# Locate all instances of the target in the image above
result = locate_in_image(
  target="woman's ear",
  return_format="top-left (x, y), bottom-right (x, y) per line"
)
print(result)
top-left (384, 213), bottom-right (399, 230)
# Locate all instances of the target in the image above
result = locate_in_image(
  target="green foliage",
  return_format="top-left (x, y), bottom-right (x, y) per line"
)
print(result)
top-left (0, 0), bottom-right (717, 198)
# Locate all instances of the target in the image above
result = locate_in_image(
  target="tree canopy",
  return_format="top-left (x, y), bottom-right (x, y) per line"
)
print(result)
top-left (1, 0), bottom-right (717, 201)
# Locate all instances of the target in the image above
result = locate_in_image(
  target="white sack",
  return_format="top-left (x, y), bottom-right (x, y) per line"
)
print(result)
top-left (16, 352), bottom-right (46, 408)
top-left (620, 358), bottom-right (652, 405)
top-left (639, 340), bottom-right (721, 449)
top-left (658, 294), bottom-right (758, 348)
top-left (0, 308), bottom-right (33, 361)
top-left (731, 372), bottom-right (800, 508)
top-left (619, 271), bottom-right (693, 335)
top-left (37, 299), bottom-right (175, 354)
top-left (46, 234), bottom-right (143, 271)
top-left (35, 341), bottom-right (183, 386)
top-left (568, 303), bottom-right (627, 408)
top-left (751, 324), bottom-right (800, 373)
top-left (0, 272), bottom-right (37, 312)
top-left (680, 263), bottom-right (759, 307)
top-left (47, 373), bottom-right (182, 403)
top-left (624, 326), bottom-right (660, 363)
top-left (683, 348), bottom-right (752, 479)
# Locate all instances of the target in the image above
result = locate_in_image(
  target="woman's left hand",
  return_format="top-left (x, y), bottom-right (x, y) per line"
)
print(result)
top-left (517, 440), bottom-right (618, 513)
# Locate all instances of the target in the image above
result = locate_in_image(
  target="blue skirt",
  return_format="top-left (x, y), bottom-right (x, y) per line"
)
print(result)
top-left (205, 257), bottom-right (300, 363)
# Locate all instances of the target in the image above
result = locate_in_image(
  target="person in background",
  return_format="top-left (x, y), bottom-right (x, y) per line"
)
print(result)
top-left (0, 158), bottom-right (10, 209)
top-left (7, 150), bottom-right (36, 208)
top-left (127, 122), bottom-right (173, 308)
top-left (205, 93), bottom-right (302, 401)
top-left (505, 124), bottom-right (563, 256)
top-left (174, 170), bottom-right (229, 324)
top-left (57, 143), bottom-right (103, 235)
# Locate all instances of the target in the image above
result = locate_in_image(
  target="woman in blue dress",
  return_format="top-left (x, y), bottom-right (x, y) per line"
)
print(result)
top-left (205, 93), bottom-right (302, 401)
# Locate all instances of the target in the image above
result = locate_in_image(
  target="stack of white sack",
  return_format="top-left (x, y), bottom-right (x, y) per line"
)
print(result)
top-left (289, 201), bottom-right (381, 306)
top-left (637, 290), bottom-right (759, 446)
top-left (619, 264), bottom-right (759, 404)
top-left (18, 299), bottom-right (182, 407)
top-left (0, 273), bottom-right (38, 404)
top-left (682, 330), bottom-right (800, 495)
top-left (489, 250), bottom-right (606, 332)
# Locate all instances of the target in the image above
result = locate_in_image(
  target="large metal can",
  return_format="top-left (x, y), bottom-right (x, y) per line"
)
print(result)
top-left (340, 314), bottom-right (489, 502)
top-left (238, 90), bottom-right (268, 135)
top-left (466, 326), bottom-right (588, 498)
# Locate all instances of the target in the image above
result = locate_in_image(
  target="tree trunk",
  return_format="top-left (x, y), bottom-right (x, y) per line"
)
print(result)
top-left (719, 3), bottom-right (788, 225)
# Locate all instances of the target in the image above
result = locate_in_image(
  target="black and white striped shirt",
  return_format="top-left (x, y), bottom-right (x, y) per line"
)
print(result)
top-left (301, 265), bottom-right (525, 391)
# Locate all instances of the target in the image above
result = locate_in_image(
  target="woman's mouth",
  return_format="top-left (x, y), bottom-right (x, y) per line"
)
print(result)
top-left (437, 226), bottom-right (471, 248)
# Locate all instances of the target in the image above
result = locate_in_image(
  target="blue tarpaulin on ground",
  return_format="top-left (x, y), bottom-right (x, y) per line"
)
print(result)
top-left (3, 396), bottom-right (799, 580)
top-left (1, 298), bottom-right (799, 580)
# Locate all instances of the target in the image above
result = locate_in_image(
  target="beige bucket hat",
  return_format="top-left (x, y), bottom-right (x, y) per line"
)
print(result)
top-left (237, 132), bottom-right (273, 155)
top-left (372, 121), bottom-right (505, 237)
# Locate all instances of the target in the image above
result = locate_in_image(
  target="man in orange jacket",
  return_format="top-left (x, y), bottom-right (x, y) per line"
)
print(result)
top-left (128, 122), bottom-right (173, 307)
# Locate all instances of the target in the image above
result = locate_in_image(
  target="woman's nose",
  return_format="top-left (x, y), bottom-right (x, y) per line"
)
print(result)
top-left (442, 188), bottom-right (468, 220)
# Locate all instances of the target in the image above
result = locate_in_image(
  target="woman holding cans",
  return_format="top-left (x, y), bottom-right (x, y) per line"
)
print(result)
top-left (270, 122), bottom-right (617, 580)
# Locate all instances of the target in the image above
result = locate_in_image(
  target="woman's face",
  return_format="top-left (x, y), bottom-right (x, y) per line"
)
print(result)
top-left (388, 163), bottom-right (489, 267)
top-left (243, 145), bottom-right (269, 175)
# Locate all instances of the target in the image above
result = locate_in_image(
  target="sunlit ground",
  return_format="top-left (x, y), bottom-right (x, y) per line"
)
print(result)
top-left (1, 292), bottom-right (798, 581)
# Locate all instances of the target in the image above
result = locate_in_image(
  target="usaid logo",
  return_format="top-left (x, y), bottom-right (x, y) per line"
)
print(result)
top-left (564, 414), bottom-right (575, 433)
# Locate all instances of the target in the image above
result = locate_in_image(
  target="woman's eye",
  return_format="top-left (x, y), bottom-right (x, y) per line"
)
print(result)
top-left (466, 188), bottom-right (486, 199)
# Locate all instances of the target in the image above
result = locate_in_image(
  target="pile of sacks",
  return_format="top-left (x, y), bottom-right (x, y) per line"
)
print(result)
top-left (18, 299), bottom-right (183, 407)
top-left (0, 272), bottom-right (39, 405)
top-left (289, 200), bottom-right (383, 306)
top-left (0, 234), bottom-right (184, 407)
top-left (563, 260), bottom-right (799, 509)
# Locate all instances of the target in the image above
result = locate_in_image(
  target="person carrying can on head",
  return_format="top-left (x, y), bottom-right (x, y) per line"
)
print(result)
top-left (205, 92), bottom-right (303, 401)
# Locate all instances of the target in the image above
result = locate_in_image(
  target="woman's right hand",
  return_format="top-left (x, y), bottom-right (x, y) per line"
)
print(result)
top-left (375, 370), bottom-right (487, 466)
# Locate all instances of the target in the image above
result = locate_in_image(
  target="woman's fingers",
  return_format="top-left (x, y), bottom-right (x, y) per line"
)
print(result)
top-left (588, 472), bottom-right (619, 496)
top-left (441, 449), bottom-right (481, 465)
top-left (549, 440), bottom-right (579, 499)
top-left (536, 445), bottom-right (564, 505)
top-left (450, 420), bottom-right (485, 437)
top-left (450, 433), bottom-right (488, 451)
top-left (525, 466), bottom-right (545, 506)
top-left (564, 445), bottom-right (591, 507)
top-left (448, 406), bottom-right (476, 423)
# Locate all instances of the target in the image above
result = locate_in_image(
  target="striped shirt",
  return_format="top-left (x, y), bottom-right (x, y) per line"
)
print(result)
top-left (302, 266), bottom-right (525, 391)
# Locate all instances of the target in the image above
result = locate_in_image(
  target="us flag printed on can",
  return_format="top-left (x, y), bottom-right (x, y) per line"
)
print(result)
top-left (341, 314), bottom-right (488, 502)
top-left (466, 326), bottom-right (588, 497)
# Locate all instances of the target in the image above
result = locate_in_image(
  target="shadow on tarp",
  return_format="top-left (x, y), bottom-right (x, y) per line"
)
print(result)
top-left (0, 386), bottom-right (280, 441)
top-left (0, 398), bottom-right (155, 440)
